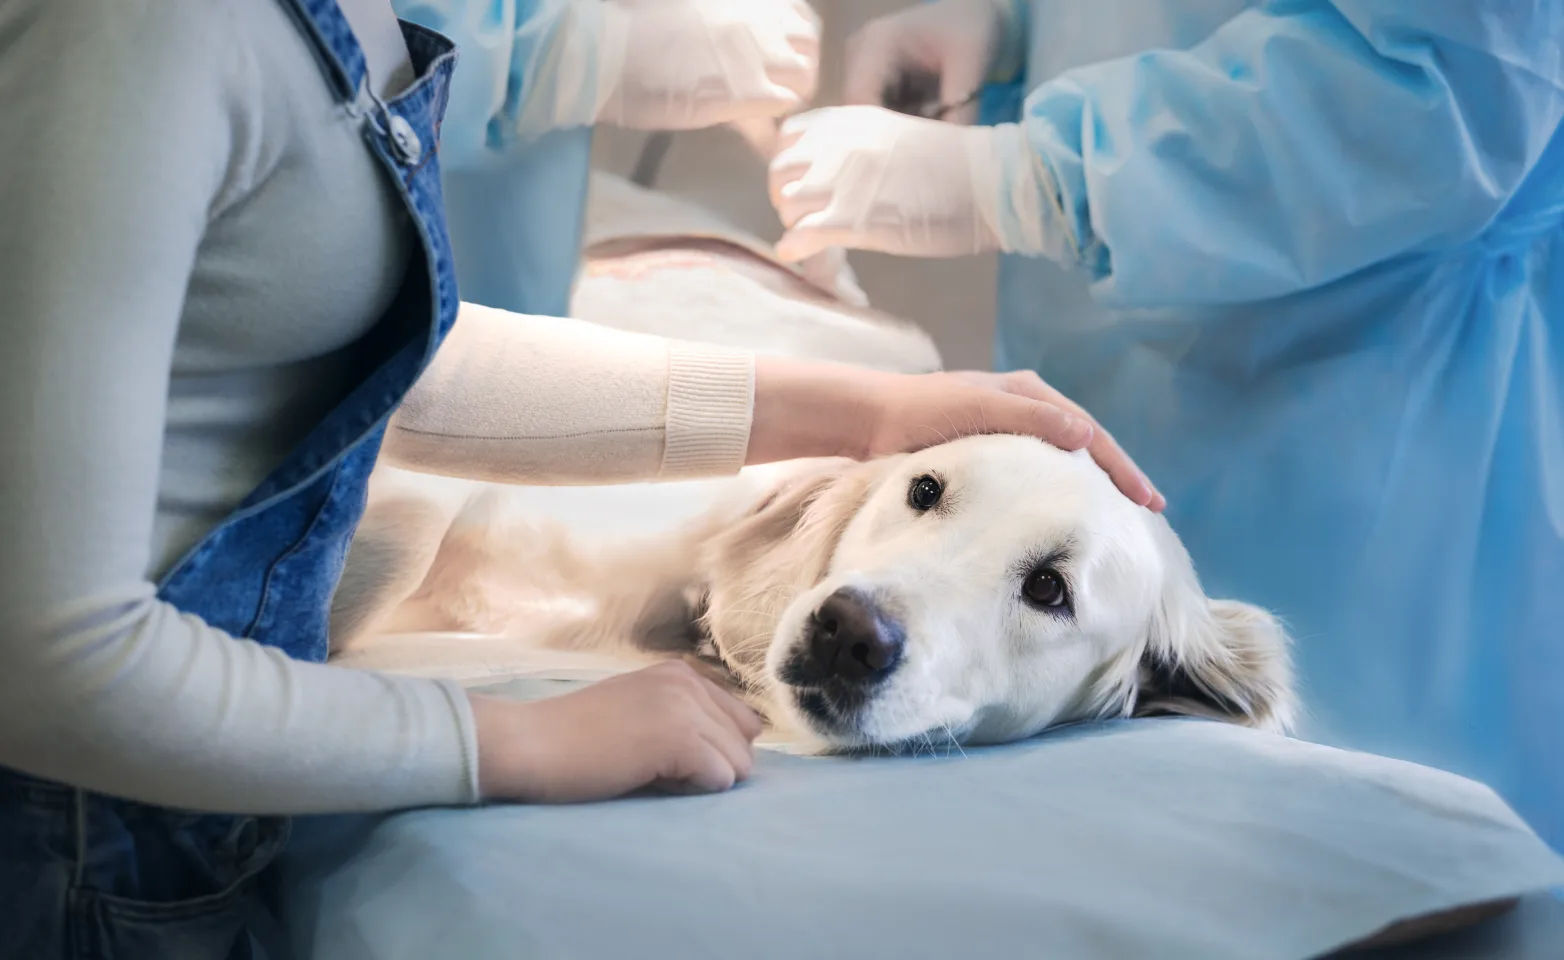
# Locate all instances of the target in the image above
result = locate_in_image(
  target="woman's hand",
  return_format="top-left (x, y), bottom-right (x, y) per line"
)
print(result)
top-left (746, 357), bottom-right (1164, 511)
top-left (947, 369), bottom-right (1166, 512)
top-left (471, 661), bottom-right (763, 803)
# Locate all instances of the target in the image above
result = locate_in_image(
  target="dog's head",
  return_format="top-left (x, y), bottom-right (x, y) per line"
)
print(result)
top-left (700, 435), bottom-right (1295, 751)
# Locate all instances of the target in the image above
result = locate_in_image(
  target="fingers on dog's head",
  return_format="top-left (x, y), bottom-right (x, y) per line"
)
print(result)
top-left (984, 391), bottom-right (1092, 450)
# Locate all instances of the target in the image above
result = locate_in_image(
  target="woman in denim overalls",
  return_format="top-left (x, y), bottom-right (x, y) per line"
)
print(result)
top-left (0, 1), bottom-right (1156, 956)
top-left (1, 0), bottom-right (467, 954)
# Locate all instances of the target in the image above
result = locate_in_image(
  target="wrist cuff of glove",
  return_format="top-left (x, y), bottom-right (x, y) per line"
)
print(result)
top-left (587, 2), bottom-right (631, 126)
top-left (514, 0), bottom-right (625, 135)
top-left (971, 123), bottom-right (1084, 264)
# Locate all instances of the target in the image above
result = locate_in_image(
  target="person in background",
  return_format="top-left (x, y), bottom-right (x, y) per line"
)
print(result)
top-left (0, 0), bottom-right (1156, 956)
top-left (768, 0), bottom-right (1564, 850)
top-left (395, 0), bottom-right (854, 317)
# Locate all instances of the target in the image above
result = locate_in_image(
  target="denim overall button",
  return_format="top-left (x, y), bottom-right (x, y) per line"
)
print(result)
top-left (388, 115), bottom-right (422, 166)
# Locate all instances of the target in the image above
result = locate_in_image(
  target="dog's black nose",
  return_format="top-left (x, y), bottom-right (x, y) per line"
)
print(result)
top-left (806, 589), bottom-right (904, 683)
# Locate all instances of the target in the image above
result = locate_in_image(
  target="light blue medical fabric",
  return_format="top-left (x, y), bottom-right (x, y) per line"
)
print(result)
top-left (274, 700), bottom-right (1564, 960)
top-left (992, 0), bottom-right (1564, 847)
top-left (440, 127), bottom-right (591, 316)
top-left (395, 0), bottom-right (594, 167)
top-left (395, 0), bottom-right (593, 314)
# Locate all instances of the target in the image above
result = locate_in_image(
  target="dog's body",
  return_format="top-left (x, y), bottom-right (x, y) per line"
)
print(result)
top-left (332, 436), bottom-right (1296, 751)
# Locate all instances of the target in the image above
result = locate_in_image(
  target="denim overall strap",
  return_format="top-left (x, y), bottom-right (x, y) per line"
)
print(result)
top-left (0, 4), bottom-right (462, 959)
top-left (156, 7), bottom-right (461, 664)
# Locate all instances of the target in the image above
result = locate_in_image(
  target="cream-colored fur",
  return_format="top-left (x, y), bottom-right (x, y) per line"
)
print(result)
top-left (331, 436), bottom-right (1296, 752)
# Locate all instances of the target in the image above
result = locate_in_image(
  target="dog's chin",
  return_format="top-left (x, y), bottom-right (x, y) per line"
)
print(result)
top-left (768, 671), bottom-right (972, 753)
top-left (782, 681), bottom-right (872, 744)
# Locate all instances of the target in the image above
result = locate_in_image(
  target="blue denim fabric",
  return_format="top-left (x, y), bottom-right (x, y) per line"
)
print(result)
top-left (0, 2), bottom-right (461, 958)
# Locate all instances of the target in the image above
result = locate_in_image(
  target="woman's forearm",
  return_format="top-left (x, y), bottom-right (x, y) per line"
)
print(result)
top-left (384, 302), bottom-right (756, 484)
top-left (0, 592), bottom-right (479, 815)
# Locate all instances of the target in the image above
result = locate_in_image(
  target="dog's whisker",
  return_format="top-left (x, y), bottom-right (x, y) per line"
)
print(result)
top-left (725, 631), bottom-right (775, 652)
top-left (940, 722), bottom-right (967, 760)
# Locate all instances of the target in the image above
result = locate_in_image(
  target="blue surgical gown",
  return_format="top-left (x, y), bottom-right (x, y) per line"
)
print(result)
top-left (396, 1), bottom-right (595, 316)
top-left (987, 0), bottom-right (1564, 849)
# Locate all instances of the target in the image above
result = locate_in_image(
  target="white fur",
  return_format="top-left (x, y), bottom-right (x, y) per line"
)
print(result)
top-left (332, 435), bottom-right (1296, 753)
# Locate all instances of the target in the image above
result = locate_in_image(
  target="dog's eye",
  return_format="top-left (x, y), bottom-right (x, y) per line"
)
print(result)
top-left (1022, 567), bottom-right (1069, 610)
top-left (907, 474), bottom-right (943, 512)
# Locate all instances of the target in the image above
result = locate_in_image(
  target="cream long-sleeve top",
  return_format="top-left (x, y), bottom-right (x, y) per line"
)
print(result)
top-left (0, 0), bottom-right (753, 814)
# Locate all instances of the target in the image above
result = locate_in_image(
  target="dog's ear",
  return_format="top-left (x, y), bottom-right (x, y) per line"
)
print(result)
top-left (1134, 595), bottom-right (1297, 734)
top-left (699, 458), bottom-right (892, 678)
top-left (706, 458), bottom-right (885, 586)
top-left (1123, 516), bottom-right (1296, 733)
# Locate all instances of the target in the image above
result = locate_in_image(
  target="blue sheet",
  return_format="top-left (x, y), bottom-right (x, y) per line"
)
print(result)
top-left (275, 683), bottom-right (1564, 960)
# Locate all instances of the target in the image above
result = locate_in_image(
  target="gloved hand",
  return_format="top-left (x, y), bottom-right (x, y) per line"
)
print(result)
top-left (594, 0), bottom-right (822, 131)
top-left (771, 105), bottom-right (1050, 262)
top-left (718, 116), bottom-right (870, 307)
top-left (843, 0), bottom-right (1022, 126)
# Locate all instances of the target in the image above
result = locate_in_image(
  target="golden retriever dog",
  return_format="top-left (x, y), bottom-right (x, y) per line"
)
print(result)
top-left (331, 434), bottom-right (1296, 751)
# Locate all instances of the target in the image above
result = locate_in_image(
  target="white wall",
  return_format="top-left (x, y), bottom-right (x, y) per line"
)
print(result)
top-left (589, 0), bottom-right (999, 371)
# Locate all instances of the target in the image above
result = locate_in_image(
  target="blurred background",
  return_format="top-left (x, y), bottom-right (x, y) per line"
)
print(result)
top-left (589, 0), bottom-right (998, 371)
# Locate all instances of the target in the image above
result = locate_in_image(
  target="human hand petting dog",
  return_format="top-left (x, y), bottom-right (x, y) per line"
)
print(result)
top-left (746, 357), bottom-right (1165, 511)
top-left (471, 661), bottom-right (763, 803)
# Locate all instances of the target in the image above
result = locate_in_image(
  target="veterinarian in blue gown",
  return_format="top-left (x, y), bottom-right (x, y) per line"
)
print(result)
top-left (395, 0), bottom-right (821, 315)
top-left (769, 0), bottom-right (1564, 850)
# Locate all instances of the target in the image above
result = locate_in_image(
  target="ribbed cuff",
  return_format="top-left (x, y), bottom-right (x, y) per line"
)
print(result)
top-left (974, 122), bottom-right (1079, 264)
top-left (434, 678), bottom-right (483, 805)
top-left (660, 346), bottom-right (755, 479)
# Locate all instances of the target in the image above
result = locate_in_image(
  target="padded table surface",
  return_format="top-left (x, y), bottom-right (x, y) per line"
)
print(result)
top-left (274, 706), bottom-right (1564, 960)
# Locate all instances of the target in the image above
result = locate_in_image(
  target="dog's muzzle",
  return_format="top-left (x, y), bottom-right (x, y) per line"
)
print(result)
top-left (779, 588), bottom-right (906, 732)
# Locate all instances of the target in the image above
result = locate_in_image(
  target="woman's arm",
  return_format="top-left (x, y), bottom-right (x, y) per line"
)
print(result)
top-left (0, 0), bottom-right (477, 814)
top-left (383, 304), bottom-right (756, 483)
top-left (1004, 0), bottom-right (1564, 306)
top-left (386, 304), bottom-right (1161, 507)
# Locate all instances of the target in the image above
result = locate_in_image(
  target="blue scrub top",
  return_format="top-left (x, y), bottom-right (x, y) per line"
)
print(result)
top-left (396, 0), bottom-right (596, 316)
top-left (985, 0), bottom-right (1564, 849)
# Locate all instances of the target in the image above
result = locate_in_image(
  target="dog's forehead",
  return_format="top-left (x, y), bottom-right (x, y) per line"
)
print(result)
top-left (913, 435), bottom-right (1112, 502)
top-left (901, 436), bottom-right (1150, 559)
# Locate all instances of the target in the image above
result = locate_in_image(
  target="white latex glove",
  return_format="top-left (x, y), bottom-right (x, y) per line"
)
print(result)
top-left (843, 0), bottom-right (1020, 126)
top-left (771, 106), bottom-right (1052, 263)
top-left (723, 117), bottom-right (870, 307)
top-left (594, 0), bottom-right (821, 132)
